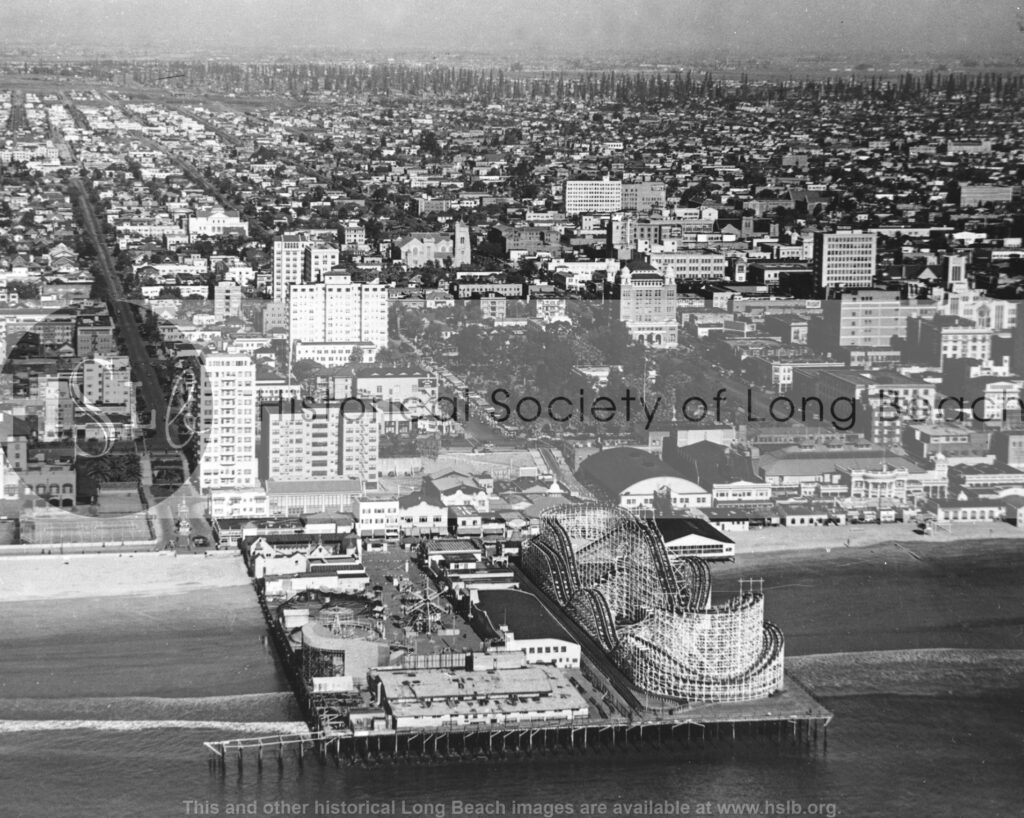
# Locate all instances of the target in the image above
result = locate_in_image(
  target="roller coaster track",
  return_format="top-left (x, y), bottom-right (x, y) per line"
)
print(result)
top-left (545, 519), bottom-right (583, 589)
top-left (579, 587), bottom-right (619, 651)
top-left (673, 557), bottom-right (712, 611)
top-left (626, 621), bottom-right (784, 690)
top-left (524, 502), bottom-right (785, 704)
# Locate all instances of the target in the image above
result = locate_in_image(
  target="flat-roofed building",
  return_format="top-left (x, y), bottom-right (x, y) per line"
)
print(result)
top-left (813, 230), bottom-right (877, 291)
top-left (471, 589), bottom-right (581, 669)
top-left (371, 664), bottom-right (589, 730)
top-left (564, 178), bottom-right (623, 216)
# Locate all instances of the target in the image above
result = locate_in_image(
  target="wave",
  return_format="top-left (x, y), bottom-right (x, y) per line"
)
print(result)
top-left (0, 719), bottom-right (310, 734)
top-left (0, 693), bottom-right (302, 722)
top-left (788, 648), bottom-right (1024, 697)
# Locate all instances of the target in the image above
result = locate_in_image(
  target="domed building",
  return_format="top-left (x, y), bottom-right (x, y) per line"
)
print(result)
top-left (576, 447), bottom-right (711, 512)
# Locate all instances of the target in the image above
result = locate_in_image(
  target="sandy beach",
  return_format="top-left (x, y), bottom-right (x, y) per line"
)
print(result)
top-left (730, 518), bottom-right (1024, 555)
top-left (0, 551), bottom-right (252, 603)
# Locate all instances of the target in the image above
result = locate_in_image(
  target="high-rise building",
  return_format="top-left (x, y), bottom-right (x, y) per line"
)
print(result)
top-left (813, 230), bottom-right (877, 291)
top-left (259, 401), bottom-right (379, 487)
top-left (303, 244), bottom-right (340, 284)
top-left (271, 232), bottom-right (309, 300)
top-left (272, 232), bottom-right (339, 300)
top-left (288, 272), bottom-right (388, 352)
top-left (198, 354), bottom-right (259, 491)
top-left (564, 178), bottom-right (623, 216)
top-left (213, 281), bottom-right (242, 320)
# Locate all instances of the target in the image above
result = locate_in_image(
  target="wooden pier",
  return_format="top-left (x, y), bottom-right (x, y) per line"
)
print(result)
top-left (225, 572), bottom-right (834, 769)
top-left (205, 677), bottom-right (833, 769)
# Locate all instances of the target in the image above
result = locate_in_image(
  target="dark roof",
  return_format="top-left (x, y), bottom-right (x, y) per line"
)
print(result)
top-left (474, 589), bottom-right (577, 643)
top-left (653, 517), bottom-right (733, 545)
top-left (663, 439), bottom-right (757, 489)
top-left (356, 366), bottom-right (429, 379)
top-left (577, 447), bottom-right (689, 496)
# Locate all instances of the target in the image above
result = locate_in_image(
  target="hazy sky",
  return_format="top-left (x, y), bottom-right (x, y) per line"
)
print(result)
top-left (2, 0), bottom-right (1022, 56)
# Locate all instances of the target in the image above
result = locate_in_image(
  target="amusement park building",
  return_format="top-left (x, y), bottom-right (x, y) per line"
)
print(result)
top-left (521, 504), bottom-right (784, 703)
top-left (471, 588), bottom-right (582, 669)
top-left (576, 448), bottom-right (711, 511)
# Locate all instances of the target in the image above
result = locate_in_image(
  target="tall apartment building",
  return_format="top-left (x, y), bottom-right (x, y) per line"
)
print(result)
top-left (303, 244), bottom-right (340, 284)
top-left (272, 232), bottom-right (339, 299)
top-left (259, 401), bottom-right (379, 487)
top-left (271, 232), bottom-right (308, 300)
top-left (288, 272), bottom-right (389, 352)
top-left (198, 354), bottom-right (259, 491)
top-left (213, 281), bottom-right (242, 320)
top-left (813, 230), bottom-right (877, 291)
top-left (619, 269), bottom-right (677, 348)
top-left (564, 179), bottom-right (623, 216)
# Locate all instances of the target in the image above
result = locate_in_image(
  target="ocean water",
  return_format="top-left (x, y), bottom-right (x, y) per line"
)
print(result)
top-left (0, 694), bottom-right (1022, 818)
top-left (1, 545), bottom-right (1022, 818)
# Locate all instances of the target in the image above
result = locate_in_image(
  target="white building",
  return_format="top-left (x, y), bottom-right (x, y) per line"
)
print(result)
top-left (259, 401), bottom-right (379, 487)
top-left (813, 230), bottom-right (877, 290)
top-left (186, 206), bottom-right (248, 240)
top-left (288, 272), bottom-right (389, 352)
top-left (340, 220), bottom-right (368, 252)
top-left (354, 494), bottom-right (401, 542)
top-left (293, 341), bottom-right (378, 368)
top-left (650, 249), bottom-right (729, 282)
top-left (272, 232), bottom-right (338, 300)
top-left (198, 354), bottom-right (259, 491)
top-left (564, 178), bottom-right (623, 216)
top-left (79, 356), bottom-right (134, 410)
top-left (303, 244), bottom-right (340, 283)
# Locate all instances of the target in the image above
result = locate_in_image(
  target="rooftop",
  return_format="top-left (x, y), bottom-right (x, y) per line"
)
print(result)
top-left (474, 588), bottom-right (578, 644)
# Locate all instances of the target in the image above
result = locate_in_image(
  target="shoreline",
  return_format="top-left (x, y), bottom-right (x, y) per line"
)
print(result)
top-left (0, 551), bottom-right (251, 603)
top-left (730, 518), bottom-right (1024, 555)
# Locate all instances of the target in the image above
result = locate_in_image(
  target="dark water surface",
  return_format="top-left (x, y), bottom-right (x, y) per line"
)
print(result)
top-left (1, 544), bottom-right (1022, 818)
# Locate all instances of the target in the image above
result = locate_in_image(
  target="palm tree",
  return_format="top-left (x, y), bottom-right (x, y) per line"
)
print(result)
top-left (84, 456), bottom-right (115, 484)
top-left (111, 455), bottom-right (141, 482)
